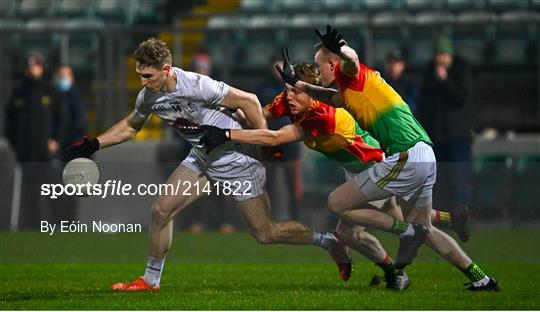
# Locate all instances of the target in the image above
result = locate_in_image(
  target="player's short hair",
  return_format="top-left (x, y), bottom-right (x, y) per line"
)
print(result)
top-left (134, 37), bottom-right (172, 69)
top-left (293, 62), bottom-right (321, 86)
top-left (313, 39), bottom-right (348, 55)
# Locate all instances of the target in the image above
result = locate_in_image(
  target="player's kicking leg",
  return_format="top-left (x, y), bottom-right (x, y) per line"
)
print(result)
top-left (235, 191), bottom-right (352, 281)
top-left (112, 164), bottom-right (208, 291)
top-left (398, 157), bottom-right (498, 291)
top-left (411, 203), bottom-right (499, 291)
top-left (430, 204), bottom-right (471, 243)
top-left (405, 202), bottom-right (499, 291)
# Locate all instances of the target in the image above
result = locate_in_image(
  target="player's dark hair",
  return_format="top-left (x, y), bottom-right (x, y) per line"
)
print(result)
top-left (134, 37), bottom-right (172, 69)
top-left (293, 62), bottom-right (321, 86)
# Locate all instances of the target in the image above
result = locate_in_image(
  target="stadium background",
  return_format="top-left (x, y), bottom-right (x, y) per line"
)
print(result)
top-left (0, 0), bottom-right (539, 309)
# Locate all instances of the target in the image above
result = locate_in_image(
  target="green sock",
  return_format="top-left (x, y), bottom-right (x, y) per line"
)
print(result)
top-left (462, 262), bottom-right (487, 282)
top-left (388, 219), bottom-right (409, 235)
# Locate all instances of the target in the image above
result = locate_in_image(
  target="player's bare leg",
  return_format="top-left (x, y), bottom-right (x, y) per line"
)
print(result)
top-left (327, 180), bottom-right (393, 229)
top-left (335, 219), bottom-right (409, 290)
top-left (112, 165), bottom-right (208, 291)
top-left (148, 165), bottom-right (208, 258)
top-left (236, 191), bottom-right (352, 280)
top-left (236, 191), bottom-right (316, 244)
top-left (335, 220), bottom-right (385, 263)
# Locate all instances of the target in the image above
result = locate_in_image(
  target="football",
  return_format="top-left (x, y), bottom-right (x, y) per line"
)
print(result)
top-left (62, 157), bottom-right (100, 190)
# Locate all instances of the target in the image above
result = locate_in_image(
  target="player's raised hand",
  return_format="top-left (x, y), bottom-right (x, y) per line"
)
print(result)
top-left (281, 48), bottom-right (294, 76)
top-left (199, 125), bottom-right (230, 154)
top-left (315, 25), bottom-right (345, 54)
top-left (275, 47), bottom-right (299, 86)
top-left (63, 137), bottom-right (100, 162)
top-left (275, 65), bottom-right (299, 87)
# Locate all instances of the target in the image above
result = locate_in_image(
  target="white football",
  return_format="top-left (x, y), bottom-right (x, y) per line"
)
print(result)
top-left (62, 157), bottom-right (100, 187)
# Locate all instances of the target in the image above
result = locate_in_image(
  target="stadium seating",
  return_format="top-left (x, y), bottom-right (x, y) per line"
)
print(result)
top-left (405, 0), bottom-right (443, 11)
top-left (57, 0), bottom-right (90, 17)
top-left (18, 0), bottom-right (54, 17)
top-left (488, 0), bottom-right (531, 10)
top-left (321, 0), bottom-right (357, 11)
top-left (414, 11), bottom-right (455, 26)
top-left (472, 154), bottom-right (513, 218)
top-left (455, 10), bottom-right (498, 24)
top-left (372, 11), bottom-right (414, 27)
top-left (332, 12), bottom-right (370, 27)
top-left (446, 0), bottom-right (485, 11)
top-left (0, 0), bottom-right (14, 16)
top-left (499, 9), bottom-right (540, 24)
top-left (512, 154), bottom-right (540, 219)
top-left (365, 0), bottom-right (397, 11)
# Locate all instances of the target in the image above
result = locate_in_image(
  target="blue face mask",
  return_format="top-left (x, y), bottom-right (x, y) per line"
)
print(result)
top-left (55, 77), bottom-right (72, 92)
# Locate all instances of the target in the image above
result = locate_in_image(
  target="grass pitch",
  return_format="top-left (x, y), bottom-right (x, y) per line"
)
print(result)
top-left (1, 228), bottom-right (539, 310)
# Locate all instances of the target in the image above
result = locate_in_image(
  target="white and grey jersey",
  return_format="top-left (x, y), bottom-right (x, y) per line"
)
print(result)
top-left (134, 67), bottom-right (248, 162)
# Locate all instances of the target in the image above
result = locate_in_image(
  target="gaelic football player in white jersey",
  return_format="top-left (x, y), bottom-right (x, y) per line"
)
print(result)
top-left (64, 38), bottom-right (351, 291)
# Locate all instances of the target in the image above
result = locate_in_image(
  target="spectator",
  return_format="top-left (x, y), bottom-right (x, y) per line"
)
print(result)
top-left (53, 65), bottom-right (86, 157)
top-left (5, 51), bottom-right (67, 229)
top-left (192, 48), bottom-right (212, 76)
top-left (418, 36), bottom-right (474, 210)
top-left (383, 49), bottom-right (419, 114)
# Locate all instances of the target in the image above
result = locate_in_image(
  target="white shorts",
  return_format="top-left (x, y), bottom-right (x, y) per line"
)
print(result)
top-left (181, 149), bottom-right (266, 202)
top-left (353, 141), bottom-right (436, 207)
top-left (344, 169), bottom-right (388, 210)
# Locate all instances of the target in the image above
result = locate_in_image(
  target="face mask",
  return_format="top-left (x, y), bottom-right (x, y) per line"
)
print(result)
top-left (55, 77), bottom-right (72, 92)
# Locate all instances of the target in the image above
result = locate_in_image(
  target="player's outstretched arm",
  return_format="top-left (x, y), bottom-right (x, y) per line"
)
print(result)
top-left (63, 110), bottom-right (147, 161)
top-left (275, 65), bottom-right (341, 107)
top-left (97, 110), bottom-right (148, 149)
top-left (220, 87), bottom-right (267, 129)
top-left (230, 124), bottom-right (303, 146)
top-left (298, 81), bottom-right (342, 107)
top-left (315, 25), bottom-right (359, 77)
top-left (199, 124), bottom-right (303, 153)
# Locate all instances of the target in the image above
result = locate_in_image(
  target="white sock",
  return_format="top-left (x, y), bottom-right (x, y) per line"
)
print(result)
top-left (472, 275), bottom-right (490, 287)
top-left (399, 224), bottom-right (415, 238)
top-left (143, 256), bottom-right (165, 288)
top-left (312, 231), bottom-right (337, 250)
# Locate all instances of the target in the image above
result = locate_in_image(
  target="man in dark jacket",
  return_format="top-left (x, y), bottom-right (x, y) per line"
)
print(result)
top-left (418, 37), bottom-right (473, 211)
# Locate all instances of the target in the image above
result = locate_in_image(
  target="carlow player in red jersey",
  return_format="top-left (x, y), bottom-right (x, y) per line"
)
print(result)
top-left (273, 25), bottom-right (498, 291)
